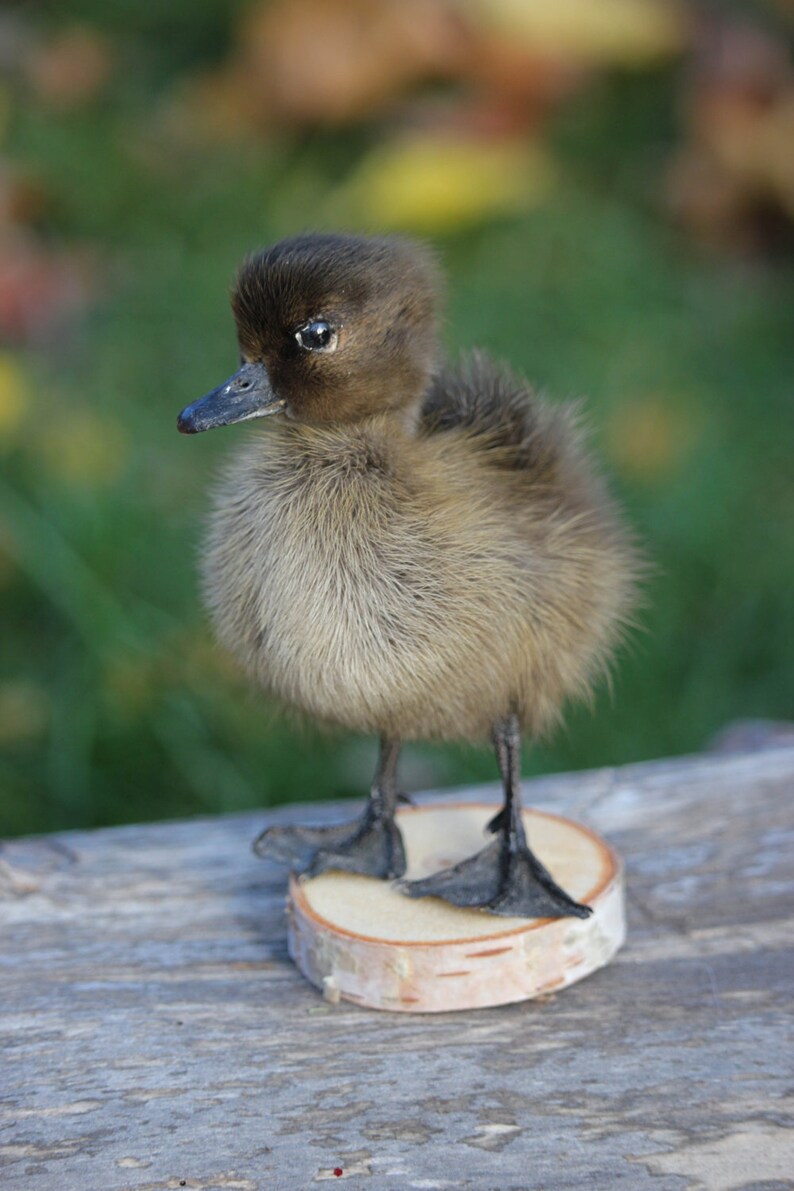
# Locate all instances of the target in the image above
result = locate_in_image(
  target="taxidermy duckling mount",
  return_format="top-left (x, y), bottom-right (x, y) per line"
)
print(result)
top-left (177, 232), bottom-right (637, 1011)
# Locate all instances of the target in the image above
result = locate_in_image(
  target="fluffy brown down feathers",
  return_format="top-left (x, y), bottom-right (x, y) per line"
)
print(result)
top-left (202, 323), bottom-right (638, 743)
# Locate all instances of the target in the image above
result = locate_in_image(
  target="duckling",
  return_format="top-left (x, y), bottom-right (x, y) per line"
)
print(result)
top-left (177, 232), bottom-right (637, 919)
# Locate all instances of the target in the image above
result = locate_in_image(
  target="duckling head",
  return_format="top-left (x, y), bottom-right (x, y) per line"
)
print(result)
top-left (177, 232), bottom-right (440, 433)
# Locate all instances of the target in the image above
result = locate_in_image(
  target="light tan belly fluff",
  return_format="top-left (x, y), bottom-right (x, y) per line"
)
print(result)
top-left (201, 426), bottom-right (528, 741)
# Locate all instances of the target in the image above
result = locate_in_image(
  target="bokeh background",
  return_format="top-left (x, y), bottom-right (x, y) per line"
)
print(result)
top-left (1, 0), bottom-right (793, 837)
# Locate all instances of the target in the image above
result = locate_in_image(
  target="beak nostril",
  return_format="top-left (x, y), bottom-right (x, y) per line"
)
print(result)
top-left (179, 360), bottom-right (278, 433)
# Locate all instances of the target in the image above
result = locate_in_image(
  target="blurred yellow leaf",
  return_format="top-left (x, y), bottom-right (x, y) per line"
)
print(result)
top-left (167, 627), bottom-right (249, 689)
top-left (0, 529), bottom-right (16, 591)
top-left (35, 411), bottom-right (127, 488)
top-left (0, 84), bottom-right (11, 146)
top-left (0, 681), bottom-right (49, 745)
top-left (604, 396), bottom-right (698, 481)
top-left (0, 352), bottom-right (31, 444)
top-left (467, 0), bottom-right (686, 64)
top-left (334, 133), bottom-right (554, 231)
top-left (104, 653), bottom-right (157, 718)
top-left (764, 96), bottom-right (794, 215)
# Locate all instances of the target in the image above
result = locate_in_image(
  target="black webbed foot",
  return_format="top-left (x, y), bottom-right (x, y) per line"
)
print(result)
top-left (253, 801), bottom-right (406, 881)
top-left (254, 736), bottom-right (406, 881)
top-left (402, 835), bottom-right (591, 919)
top-left (253, 820), bottom-right (360, 872)
top-left (404, 713), bottom-right (594, 920)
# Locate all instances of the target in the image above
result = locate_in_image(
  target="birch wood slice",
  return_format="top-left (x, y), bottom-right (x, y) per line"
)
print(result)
top-left (287, 803), bottom-right (625, 1012)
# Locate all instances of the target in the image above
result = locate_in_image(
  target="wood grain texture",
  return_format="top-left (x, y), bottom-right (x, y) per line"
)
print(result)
top-left (2, 746), bottom-right (793, 1191)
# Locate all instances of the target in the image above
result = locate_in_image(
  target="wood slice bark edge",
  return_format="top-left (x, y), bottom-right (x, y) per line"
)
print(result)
top-left (287, 804), bottom-right (625, 1012)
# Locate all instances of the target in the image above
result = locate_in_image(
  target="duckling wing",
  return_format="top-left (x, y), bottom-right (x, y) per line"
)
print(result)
top-left (420, 350), bottom-right (582, 482)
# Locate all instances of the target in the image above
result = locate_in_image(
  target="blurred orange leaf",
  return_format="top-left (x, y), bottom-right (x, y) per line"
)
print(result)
top-left (25, 26), bottom-right (114, 109)
top-left (164, 71), bottom-right (259, 145)
top-left (698, 92), bottom-right (794, 218)
top-left (0, 235), bottom-right (96, 343)
top-left (234, 0), bottom-right (467, 126)
top-left (669, 20), bottom-right (794, 247)
top-left (0, 167), bottom-right (49, 228)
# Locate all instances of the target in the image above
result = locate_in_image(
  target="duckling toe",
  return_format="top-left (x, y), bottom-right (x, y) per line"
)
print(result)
top-left (306, 812), bottom-right (407, 881)
top-left (402, 839), bottom-right (592, 920)
top-left (253, 813), bottom-right (406, 881)
top-left (401, 840), bottom-right (504, 907)
top-left (252, 821), bottom-right (357, 871)
top-left (487, 849), bottom-right (593, 920)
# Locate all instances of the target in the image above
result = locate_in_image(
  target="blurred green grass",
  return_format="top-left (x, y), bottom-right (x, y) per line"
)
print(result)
top-left (1, 10), bottom-right (793, 837)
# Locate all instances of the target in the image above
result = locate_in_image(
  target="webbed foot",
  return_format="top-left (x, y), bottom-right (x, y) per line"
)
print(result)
top-left (401, 835), bottom-right (592, 920)
top-left (253, 802), bottom-right (406, 881)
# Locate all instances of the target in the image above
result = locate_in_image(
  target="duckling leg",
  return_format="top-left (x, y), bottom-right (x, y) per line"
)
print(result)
top-left (252, 737), bottom-right (406, 880)
top-left (402, 715), bottom-right (592, 919)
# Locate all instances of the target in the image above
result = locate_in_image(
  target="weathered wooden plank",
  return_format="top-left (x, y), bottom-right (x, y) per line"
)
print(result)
top-left (2, 747), bottom-right (793, 1190)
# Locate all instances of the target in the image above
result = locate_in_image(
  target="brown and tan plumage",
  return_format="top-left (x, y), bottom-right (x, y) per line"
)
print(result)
top-left (177, 232), bottom-right (638, 918)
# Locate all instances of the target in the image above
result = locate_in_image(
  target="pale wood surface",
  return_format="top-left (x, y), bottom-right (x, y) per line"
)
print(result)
top-left (289, 806), bottom-right (625, 1012)
top-left (2, 746), bottom-right (793, 1190)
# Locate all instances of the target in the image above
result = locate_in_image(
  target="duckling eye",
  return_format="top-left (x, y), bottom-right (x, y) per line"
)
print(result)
top-left (295, 320), bottom-right (336, 352)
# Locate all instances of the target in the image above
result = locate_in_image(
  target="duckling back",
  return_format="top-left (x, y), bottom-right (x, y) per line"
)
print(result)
top-left (421, 351), bottom-right (639, 728)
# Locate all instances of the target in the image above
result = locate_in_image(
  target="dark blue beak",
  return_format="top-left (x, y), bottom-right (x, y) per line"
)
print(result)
top-left (177, 362), bottom-right (285, 434)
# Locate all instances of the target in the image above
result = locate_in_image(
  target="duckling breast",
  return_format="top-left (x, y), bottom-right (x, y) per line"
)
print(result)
top-left (203, 422), bottom-right (510, 740)
top-left (201, 418), bottom-right (634, 742)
